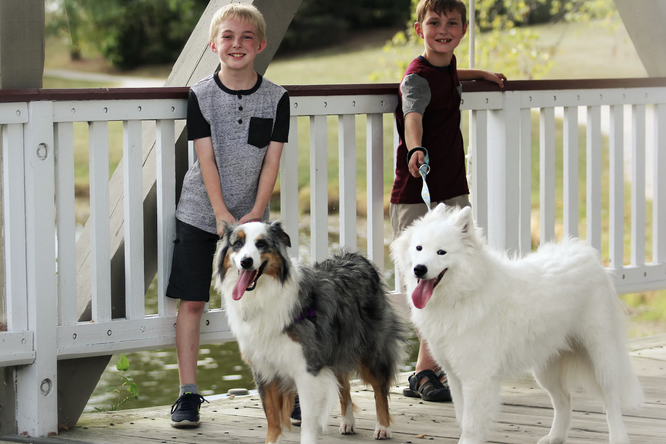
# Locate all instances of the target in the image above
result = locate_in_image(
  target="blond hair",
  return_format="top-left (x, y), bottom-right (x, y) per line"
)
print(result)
top-left (209, 3), bottom-right (267, 44)
top-left (416, 0), bottom-right (467, 25)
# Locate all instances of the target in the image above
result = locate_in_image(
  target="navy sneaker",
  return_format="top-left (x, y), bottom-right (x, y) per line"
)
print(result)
top-left (170, 392), bottom-right (207, 428)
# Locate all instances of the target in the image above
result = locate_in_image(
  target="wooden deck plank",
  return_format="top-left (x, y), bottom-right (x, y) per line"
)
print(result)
top-left (2, 338), bottom-right (665, 444)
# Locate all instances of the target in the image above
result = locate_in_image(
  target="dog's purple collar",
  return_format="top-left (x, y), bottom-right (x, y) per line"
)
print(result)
top-left (294, 308), bottom-right (316, 323)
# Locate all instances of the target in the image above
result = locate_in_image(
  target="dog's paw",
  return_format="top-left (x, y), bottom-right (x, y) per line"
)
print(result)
top-left (339, 415), bottom-right (356, 435)
top-left (373, 423), bottom-right (392, 440)
top-left (537, 435), bottom-right (565, 444)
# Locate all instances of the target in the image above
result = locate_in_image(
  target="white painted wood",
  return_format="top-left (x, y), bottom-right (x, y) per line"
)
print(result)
top-left (522, 88), bottom-right (666, 108)
top-left (654, 103), bottom-right (666, 264)
top-left (486, 91), bottom-right (521, 253)
top-left (586, 105), bottom-right (602, 252)
top-left (613, 263), bottom-right (666, 295)
top-left (54, 122), bottom-right (78, 326)
top-left (123, 120), bottom-right (145, 319)
top-left (471, 110), bottom-right (489, 235)
top-left (56, 310), bottom-right (232, 359)
top-left (460, 91), bottom-right (503, 110)
top-left (632, 104), bottom-right (646, 266)
top-left (156, 120), bottom-right (178, 317)
top-left (280, 116), bottom-right (299, 259)
top-left (0, 331), bottom-right (34, 366)
top-left (366, 113), bottom-right (384, 269)
top-left (52, 99), bottom-right (186, 123)
top-left (338, 114), bottom-right (357, 250)
top-left (188, 139), bottom-right (197, 168)
top-left (539, 107), bottom-right (556, 244)
top-left (0, 102), bottom-right (28, 124)
top-left (290, 95), bottom-right (397, 117)
top-left (16, 101), bottom-right (58, 436)
top-left (562, 106), bottom-right (579, 238)
top-left (518, 109), bottom-right (531, 255)
top-left (609, 105), bottom-right (625, 269)
top-left (2, 123), bottom-right (28, 331)
top-left (310, 115), bottom-right (328, 264)
top-left (88, 121), bottom-right (112, 323)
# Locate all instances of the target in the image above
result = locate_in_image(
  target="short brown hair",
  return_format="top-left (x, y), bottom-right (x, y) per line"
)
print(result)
top-left (209, 3), bottom-right (267, 44)
top-left (416, 0), bottom-right (467, 25)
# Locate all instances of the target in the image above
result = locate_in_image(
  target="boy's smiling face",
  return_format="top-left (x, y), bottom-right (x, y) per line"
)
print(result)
top-left (210, 16), bottom-right (266, 73)
top-left (416, 9), bottom-right (467, 66)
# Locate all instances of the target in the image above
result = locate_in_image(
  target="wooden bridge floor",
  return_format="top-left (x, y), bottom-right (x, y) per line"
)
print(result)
top-left (3, 334), bottom-right (665, 444)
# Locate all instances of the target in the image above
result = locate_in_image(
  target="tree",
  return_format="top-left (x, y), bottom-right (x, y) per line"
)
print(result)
top-left (47, 0), bottom-right (208, 70)
top-left (376, 0), bottom-right (618, 81)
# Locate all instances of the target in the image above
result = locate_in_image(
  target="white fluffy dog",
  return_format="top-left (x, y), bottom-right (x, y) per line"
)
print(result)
top-left (391, 205), bottom-right (643, 444)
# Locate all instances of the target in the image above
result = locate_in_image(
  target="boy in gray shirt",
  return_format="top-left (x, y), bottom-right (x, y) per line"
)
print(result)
top-left (167, 3), bottom-right (289, 428)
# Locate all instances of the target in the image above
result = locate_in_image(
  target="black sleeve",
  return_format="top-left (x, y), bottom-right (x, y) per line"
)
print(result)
top-left (186, 89), bottom-right (211, 141)
top-left (270, 91), bottom-right (290, 143)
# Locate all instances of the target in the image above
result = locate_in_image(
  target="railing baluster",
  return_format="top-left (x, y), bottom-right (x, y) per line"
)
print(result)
top-left (655, 103), bottom-right (666, 264)
top-left (586, 105), bottom-right (602, 252)
top-left (609, 105), bottom-right (625, 268)
top-left (540, 107), bottom-right (556, 244)
top-left (156, 119), bottom-right (178, 317)
top-left (280, 116), bottom-right (299, 259)
top-left (2, 123), bottom-right (28, 331)
top-left (563, 106), bottom-right (579, 238)
top-left (54, 122), bottom-right (78, 326)
top-left (338, 114), bottom-right (357, 250)
top-left (123, 120), bottom-right (145, 319)
top-left (471, 110), bottom-right (489, 236)
top-left (310, 114), bottom-right (328, 264)
top-left (632, 104), bottom-right (646, 266)
top-left (366, 113), bottom-right (384, 269)
top-left (89, 121), bottom-right (112, 322)
top-left (519, 108), bottom-right (532, 254)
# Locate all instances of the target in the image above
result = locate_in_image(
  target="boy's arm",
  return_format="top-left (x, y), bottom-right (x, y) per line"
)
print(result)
top-left (238, 140), bottom-right (284, 224)
top-left (458, 69), bottom-right (506, 87)
top-left (404, 112), bottom-right (427, 178)
top-left (194, 136), bottom-right (236, 235)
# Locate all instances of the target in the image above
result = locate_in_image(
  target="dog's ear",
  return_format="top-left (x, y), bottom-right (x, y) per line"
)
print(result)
top-left (219, 222), bottom-right (235, 245)
top-left (457, 206), bottom-right (474, 234)
top-left (433, 202), bottom-right (448, 216)
top-left (269, 220), bottom-right (292, 248)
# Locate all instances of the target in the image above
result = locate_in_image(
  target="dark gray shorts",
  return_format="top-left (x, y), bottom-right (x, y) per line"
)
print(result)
top-left (166, 219), bottom-right (219, 302)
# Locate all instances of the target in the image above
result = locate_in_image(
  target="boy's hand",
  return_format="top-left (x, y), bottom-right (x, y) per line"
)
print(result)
top-left (216, 212), bottom-right (237, 236)
top-left (239, 211), bottom-right (263, 225)
top-left (485, 71), bottom-right (506, 87)
top-left (408, 150), bottom-right (426, 178)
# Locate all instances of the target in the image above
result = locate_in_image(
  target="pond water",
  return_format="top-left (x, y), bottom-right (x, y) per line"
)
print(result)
top-left (86, 223), bottom-right (419, 412)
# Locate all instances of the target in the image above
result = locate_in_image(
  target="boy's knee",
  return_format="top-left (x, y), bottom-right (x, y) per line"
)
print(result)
top-left (179, 300), bottom-right (207, 315)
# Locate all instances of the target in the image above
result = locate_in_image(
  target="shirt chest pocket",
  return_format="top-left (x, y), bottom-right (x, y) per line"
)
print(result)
top-left (248, 117), bottom-right (273, 148)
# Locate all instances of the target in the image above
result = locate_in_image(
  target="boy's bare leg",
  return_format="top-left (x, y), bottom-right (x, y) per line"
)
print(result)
top-left (176, 300), bottom-right (207, 385)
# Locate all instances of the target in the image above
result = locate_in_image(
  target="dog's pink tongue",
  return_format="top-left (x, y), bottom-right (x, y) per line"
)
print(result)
top-left (232, 270), bottom-right (257, 301)
top-left (412, 279), bottom-right (435, 309)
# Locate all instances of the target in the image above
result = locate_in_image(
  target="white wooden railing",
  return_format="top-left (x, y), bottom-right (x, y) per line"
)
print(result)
top-left (0, 78), bottom-right (665, 436)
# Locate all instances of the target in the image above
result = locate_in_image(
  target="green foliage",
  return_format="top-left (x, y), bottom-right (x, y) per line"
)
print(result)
top-left (47, 0), bottom-right (207, 70)
top-left (377, 0), bottom-right (618, 81)
top-left (94, 354), bottom-right (139, 412)
top-left (277, 0), bottom-right (412, 54)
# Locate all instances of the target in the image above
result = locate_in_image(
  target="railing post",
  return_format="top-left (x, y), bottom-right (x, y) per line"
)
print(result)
top-left (366, 113), bottom-right (384, 269)
top-left (16, 101), bottom-right (58, 436)
top-left (486, 91), bottom-right (521, 253)
top-left (655, 103), bottom-right (666, 264)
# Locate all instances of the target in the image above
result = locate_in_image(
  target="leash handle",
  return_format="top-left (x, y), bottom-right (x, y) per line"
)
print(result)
top-left (417, 149), bottom-right (432, 212)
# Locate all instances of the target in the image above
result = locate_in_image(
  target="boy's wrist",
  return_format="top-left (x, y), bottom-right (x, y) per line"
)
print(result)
top-left (407, 146), bottom-right (428, 164)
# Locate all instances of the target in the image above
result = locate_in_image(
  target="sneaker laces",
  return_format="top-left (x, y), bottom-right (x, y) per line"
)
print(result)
top-left (170, 393), bottom-right (208, 414)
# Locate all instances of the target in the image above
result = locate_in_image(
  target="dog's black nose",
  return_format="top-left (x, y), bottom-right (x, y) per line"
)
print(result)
top-left (414, 264), bottom-right (428, 278)
top-left (240, 257), bottom-right (253, 270)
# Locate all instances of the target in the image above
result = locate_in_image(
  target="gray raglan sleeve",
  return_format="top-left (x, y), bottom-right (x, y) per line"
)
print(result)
top-left (400, 73), bottom-right (431, 116)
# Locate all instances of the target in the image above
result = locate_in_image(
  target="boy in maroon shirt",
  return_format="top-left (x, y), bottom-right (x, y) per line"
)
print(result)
top-left (391, 0), bottom-right (506, 402)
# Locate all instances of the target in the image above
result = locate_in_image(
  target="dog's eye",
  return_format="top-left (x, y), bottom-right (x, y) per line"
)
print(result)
top-left (416, 246), bottom-right (422, 251)
top-left (256, 239), bottom-right (267, 249)
top-left (437, 250), bottom-right (447, 256)
top-left (233, 240), bottom-right (243, 249)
